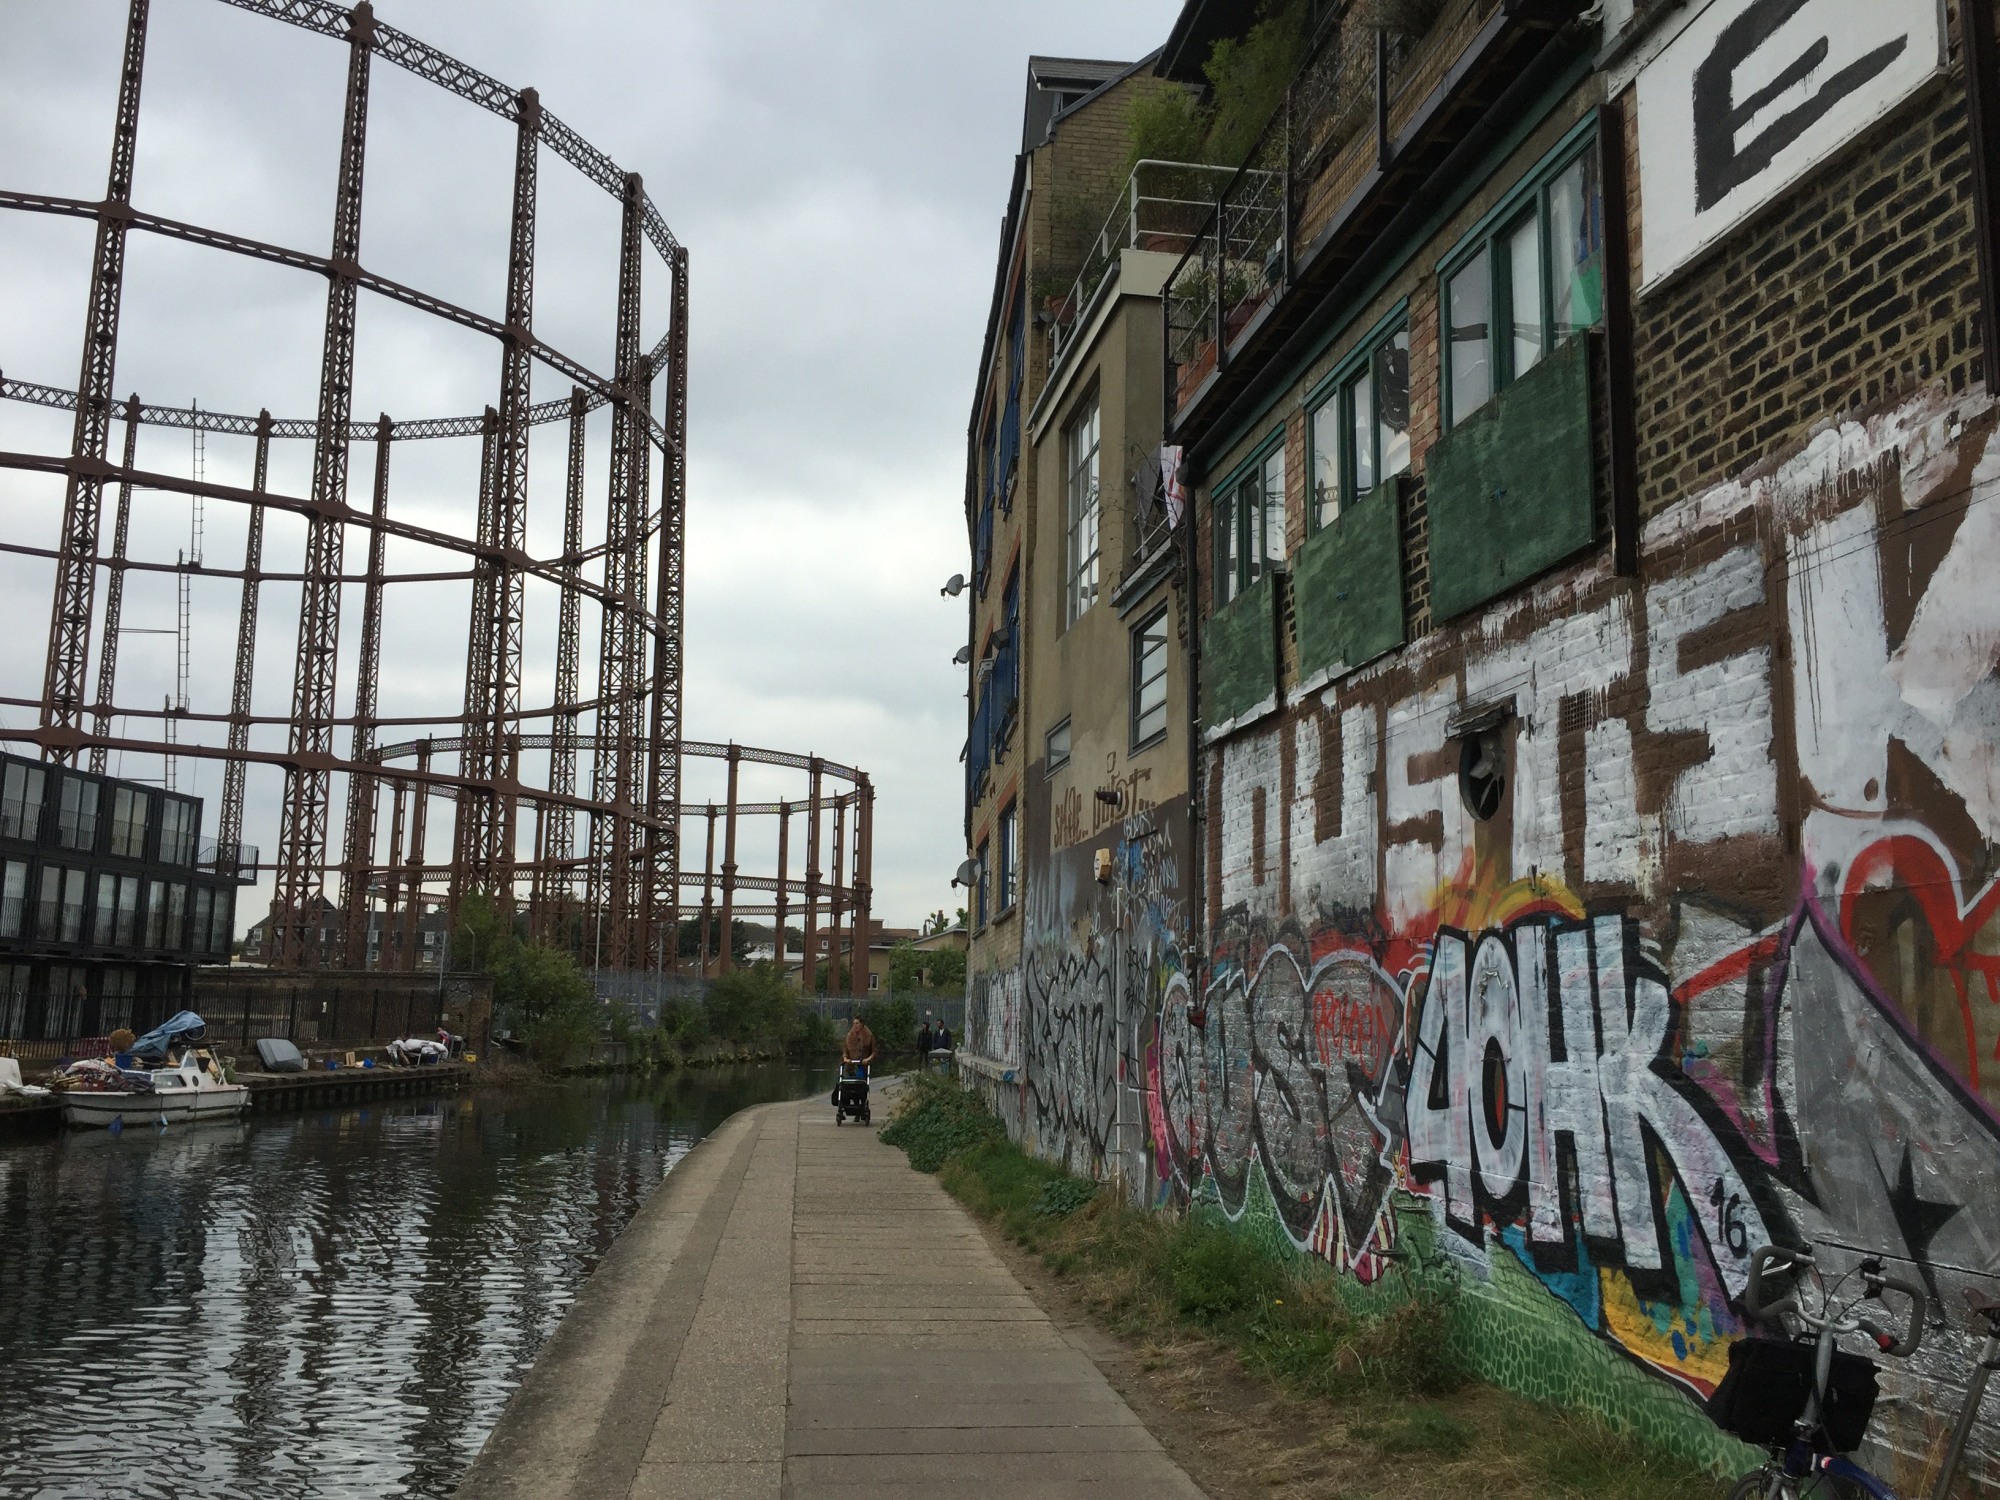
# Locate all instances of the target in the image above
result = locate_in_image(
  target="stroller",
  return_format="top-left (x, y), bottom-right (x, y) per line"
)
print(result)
top-left (832, 1061), bottom-right (871, 1125)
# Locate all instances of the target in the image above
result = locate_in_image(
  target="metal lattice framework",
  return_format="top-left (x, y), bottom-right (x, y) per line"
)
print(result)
top-left (0, 0), bottom-right (876, 990)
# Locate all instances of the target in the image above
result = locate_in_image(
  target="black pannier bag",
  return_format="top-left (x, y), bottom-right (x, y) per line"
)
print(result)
top-left (1707, 1337), bottom-right (1880, 1453)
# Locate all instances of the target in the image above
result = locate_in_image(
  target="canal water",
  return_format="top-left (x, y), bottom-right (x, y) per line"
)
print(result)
top-left (0, 1062), bottom-right (836, 1500)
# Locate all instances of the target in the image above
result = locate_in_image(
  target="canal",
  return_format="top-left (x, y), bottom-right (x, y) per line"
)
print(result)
top-left (0, 1062), bottom-right (836, 1500)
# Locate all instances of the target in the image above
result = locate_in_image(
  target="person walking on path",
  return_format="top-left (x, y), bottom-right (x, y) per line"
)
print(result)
top-left (839, 1015), bottom-right (877, 1077)
top-left (916, 1017), bottom-right (933, 1069)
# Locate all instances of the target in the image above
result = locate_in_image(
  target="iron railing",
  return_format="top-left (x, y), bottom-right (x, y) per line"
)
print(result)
top-left (1166, 0), bottom-right (1504, 417)
top-left (1048, 160), bottom-right (1242, 367)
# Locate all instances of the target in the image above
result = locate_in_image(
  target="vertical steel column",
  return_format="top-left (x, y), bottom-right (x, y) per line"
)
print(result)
top-left (828, 797), bottom-right (846, 995)
top-left (400, 738), bottom-right (433, 963)
top-left (1963, 0), bottom-right (2000, 391)
top-left (642, 244), bottom-right (690, 972)
top-left (274, 1), bottom-right (375, 969)
top-left (338, 415), bottom-right (392, 967)
top-left (42, 0), bottom-right (150, 765)
top-left (586, 175), bottom-right (646, 971)
top-left (459, 87), bottom-right (540, 902)
top-left (802, 759), bottom-right (822, 991)
top-left (773, 800), bottom-right (790, 978)
top-left (532, 389), bottom-right (588, 942)
top-left (383, 777), bottom-right (407, 968)
top-left (455, 408), bottom-right (500, 908)
top-left (717, 744), bottom-right (740, 975)
top-left (699, 803), bottom-right (717, 977)
top-left (850, 775), bottom-right (873, 1000)
top-left (88, 395), bottom-right (142, 773)
top-left (217, 411), bottom-right (270, 868)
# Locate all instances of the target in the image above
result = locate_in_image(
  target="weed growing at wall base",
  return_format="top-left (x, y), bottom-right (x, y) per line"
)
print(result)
top-left (882, 1074), bottom-right (1728, 1498)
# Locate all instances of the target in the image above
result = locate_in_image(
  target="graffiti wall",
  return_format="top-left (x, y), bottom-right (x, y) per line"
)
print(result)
top-left (963, 791), bottom-right (1194, 1197)
top-left (1167, 389), bottom-right (2000, 1478)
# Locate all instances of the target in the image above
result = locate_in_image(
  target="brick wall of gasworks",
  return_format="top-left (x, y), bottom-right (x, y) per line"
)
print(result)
top-left (1165, 30), bottom-right (2000, 1485)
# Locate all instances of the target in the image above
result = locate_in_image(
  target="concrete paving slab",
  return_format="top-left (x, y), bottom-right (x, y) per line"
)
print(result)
top-left (456, 1093), bottom-right (1206, 1500)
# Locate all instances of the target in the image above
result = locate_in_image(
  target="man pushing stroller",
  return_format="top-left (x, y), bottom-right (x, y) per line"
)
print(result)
top-left (832, 1015), bottom-right (876, 1125)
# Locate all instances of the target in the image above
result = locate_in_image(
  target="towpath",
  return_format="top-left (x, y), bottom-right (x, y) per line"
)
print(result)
top-left (455, 1087), bottom-right (1206, 1500)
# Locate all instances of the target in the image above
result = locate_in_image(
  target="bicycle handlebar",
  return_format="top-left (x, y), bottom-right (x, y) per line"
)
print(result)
top-left (1860, 1271), bottom-right (1928, 1358)
top-left (1744, 1246), bottom-right (1928, 1357)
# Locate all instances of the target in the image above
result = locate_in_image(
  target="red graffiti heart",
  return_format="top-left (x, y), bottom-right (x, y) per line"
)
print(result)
top-left (1839, 834), bottom-right (2000, 1096)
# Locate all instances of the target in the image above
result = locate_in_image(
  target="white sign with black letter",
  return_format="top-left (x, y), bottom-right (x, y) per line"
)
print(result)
top-left (1636, 0), bottom-right (1944, 289)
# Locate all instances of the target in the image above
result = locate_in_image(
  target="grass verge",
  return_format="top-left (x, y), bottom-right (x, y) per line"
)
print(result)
top-left (881, 1072), bottom-right (1726, 1500)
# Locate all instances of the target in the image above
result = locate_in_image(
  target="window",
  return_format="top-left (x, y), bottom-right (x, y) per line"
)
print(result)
top-left (39, 866), bottom-right (85, 943)
top-left (211, 890), bottom-right (234, 956)
top-left (56, 777), bottom-right (99, 851)
top-left (1, 762), bottom-right (44, 841)
top-left (1, 861), bottom-right (25, 940)
top-left (1045, 719), bottom-right (1071, 774)
top-left (44, 966), bottom-right (85, 1042)
top-left (159, 797), bottom-right (197, 865)
top-left (109, 787), bottom-right (149, 859)
top-left (1215, 443), bottom-right (1286, 604)
top-left (1064, 398), bottom-right (1101, 624)
top-left (165, 882), bottom-right (187, 950)
top-left (975, 838), bottom-right (990, 928)
top-left (1442, 139), bottom-right (1602, 428)
top-left (998, 801), bottom-right (1018, 913)
top-left (1131, 607), bottom-right (1170, 748)
top-left (193, 888), bottom-right (214, 958)
top-left (1309, 321), bottom-right (1411, 528)
top-left (144, 881), bottom-right (167, 948)
top-left (116, 875), bottom-right (139, 947)
top-left (0, 963), bottom-right (26, 1039)
top-left (868, 972), bottom-right (881, 991)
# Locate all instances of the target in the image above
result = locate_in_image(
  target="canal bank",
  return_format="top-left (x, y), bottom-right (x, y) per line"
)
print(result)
top-left (456, 1085), bottom-right (1205, 1500)
top-left (0, 1063), bottom-right (832, 1499)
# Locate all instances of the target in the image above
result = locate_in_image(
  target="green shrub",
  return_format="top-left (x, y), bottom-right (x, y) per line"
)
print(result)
top-left (1169, 1219), bottom-right (1285, 1323)
top-left (1034, 1177), bottom-right (1098, 1218)
top-left (878, 1073), bottom-right (1005, 1172)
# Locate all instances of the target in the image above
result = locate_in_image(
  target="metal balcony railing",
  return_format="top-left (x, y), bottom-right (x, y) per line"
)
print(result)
top-left (198, 837), bottom-right (260, 885)
top-left (1167, 0), bottom-right (1507, 419)
top-left (1049, 160), bottom-right (1244, 369)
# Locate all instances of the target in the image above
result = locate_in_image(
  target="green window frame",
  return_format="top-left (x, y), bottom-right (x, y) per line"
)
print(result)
top-left (1212, 435), bottom-right (1286, 606)
top-left (1307, 308), bottom-right (1411, 530)
top-left (1439, 125), bottom-right (1604, 432)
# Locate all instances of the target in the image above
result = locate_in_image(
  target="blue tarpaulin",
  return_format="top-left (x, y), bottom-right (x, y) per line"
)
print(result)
top-left (129, 1011), bottom-right (207, 1061)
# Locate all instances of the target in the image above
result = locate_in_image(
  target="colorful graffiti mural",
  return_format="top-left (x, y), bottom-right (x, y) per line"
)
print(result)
top-left (1153, 393), bottom-right (2000, 1476)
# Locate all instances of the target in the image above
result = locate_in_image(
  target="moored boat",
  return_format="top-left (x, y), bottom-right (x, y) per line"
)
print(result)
top-left (61, 1084), bottom-right (199, 1129)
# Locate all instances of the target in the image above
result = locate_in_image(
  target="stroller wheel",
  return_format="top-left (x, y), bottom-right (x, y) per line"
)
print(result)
top-left (834, 1113), bottom-right (844, 1125)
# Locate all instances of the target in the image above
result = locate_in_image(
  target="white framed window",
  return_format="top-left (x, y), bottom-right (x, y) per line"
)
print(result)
top-left (1215, 444), bottom-right (1286, 605)
top-left (1064, 397), bottom-right (1101, 624)
top-left (1442, 139), bottom-right (1602, 430)
top-left (1308, 320), bottom-right (1411, 528)
top-left (1045, 719), bottom-right (1071, 774)
top-left (1131, 607), bottom-right (1170, 748)
top-left (998, 801), bottom-right (1018, 912)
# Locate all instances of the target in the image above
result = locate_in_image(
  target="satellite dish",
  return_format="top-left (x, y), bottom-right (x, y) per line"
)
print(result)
top-left (941, 574), bottom-right (967, 597)
top-left (953, 644), bottom-right (972, 665)
top-left (952, 858), bottom-right (980, 888)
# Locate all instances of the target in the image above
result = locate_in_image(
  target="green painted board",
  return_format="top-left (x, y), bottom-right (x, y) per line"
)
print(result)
top-left (1294, 476), bottom-right (1405, 681)
top-left (1202, 574), bottom-right (1275, 730)
top-left (1426, 330), bottom-right (1595, 621)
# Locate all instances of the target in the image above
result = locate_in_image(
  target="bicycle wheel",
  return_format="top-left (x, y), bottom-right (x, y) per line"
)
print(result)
top-left (1728, 1468), bottom-right (1871, 1500)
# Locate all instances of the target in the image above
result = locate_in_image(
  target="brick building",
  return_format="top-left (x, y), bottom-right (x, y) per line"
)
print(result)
top-left (959, 0), bottom-right (2000, 1482)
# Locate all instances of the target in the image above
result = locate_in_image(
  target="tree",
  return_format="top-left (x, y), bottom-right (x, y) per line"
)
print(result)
top-left (889, 940), bottom-right (967, 995)
top-left (493, 939), bottom-right (598, 1066)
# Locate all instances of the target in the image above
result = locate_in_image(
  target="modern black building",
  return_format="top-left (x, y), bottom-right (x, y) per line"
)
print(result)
top-left (0, 750), bottom-right (251, 1046)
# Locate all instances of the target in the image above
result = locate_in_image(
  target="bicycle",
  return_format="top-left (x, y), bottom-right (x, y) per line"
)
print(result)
top-left (1712, 1244), bottom-right (2000, 1499)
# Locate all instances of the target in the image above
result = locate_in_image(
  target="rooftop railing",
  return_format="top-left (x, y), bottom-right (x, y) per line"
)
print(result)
top-left (1048, 160), bottom-right (1244, 367)
top-left (1167, 0), bottom-right (1511, 420)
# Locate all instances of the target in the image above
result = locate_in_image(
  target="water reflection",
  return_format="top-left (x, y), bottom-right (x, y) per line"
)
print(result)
top-left (0, 1063), bottom-right (833, 1499)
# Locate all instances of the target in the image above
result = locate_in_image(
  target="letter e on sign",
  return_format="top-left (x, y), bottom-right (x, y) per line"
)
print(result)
top-left (1635, 0), bottom-right (1944, 288)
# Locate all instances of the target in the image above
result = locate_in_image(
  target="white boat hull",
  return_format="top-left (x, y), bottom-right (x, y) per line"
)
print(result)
top-left (63, 1088), bottom-right (200, 1128)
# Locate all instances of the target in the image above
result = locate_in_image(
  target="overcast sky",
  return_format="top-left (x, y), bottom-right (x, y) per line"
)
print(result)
top-left (0, 0), bottom-right (1171, 935)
